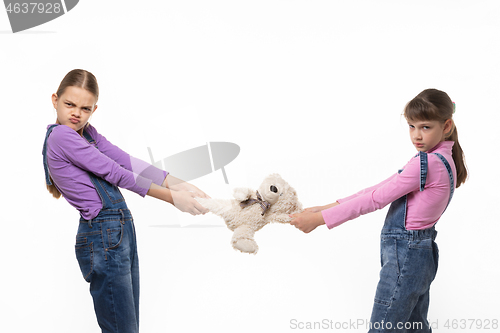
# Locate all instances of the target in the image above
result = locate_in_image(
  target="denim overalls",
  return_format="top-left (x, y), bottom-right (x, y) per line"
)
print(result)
top-left (368, 152), bottom-right (454, 333)
top-left (43, 125), bottom-right (140, 333)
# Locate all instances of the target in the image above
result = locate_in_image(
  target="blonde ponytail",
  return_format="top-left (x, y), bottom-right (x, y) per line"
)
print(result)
top-left (46, 179), bottom-right (62, 199)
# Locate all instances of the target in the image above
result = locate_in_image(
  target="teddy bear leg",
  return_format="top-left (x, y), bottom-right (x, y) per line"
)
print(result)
top-left (231, 225), bottom-right (258, 254)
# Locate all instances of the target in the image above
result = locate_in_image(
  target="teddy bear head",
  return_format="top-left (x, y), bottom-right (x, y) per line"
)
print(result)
top-left (258, 173), bottom-right (302, 213)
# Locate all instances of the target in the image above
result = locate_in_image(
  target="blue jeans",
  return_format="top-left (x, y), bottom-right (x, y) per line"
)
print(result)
top-left (369, 228), bottom-right (439, 333)
top-left (76, 209), bottom-right (140, 333)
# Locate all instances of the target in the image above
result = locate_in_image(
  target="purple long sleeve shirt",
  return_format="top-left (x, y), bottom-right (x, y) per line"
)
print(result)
top-left (45, 124), bottom-right (168, 220)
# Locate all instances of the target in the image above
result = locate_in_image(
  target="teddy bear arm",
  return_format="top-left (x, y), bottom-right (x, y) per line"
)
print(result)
top-left (233, 187), bottom-right (253, 201)
top-left (271, 213), bottom-right (292, 224)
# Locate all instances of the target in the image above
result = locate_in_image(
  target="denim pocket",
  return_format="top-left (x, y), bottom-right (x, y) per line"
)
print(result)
top-left (75, 236), bottom-right (94, 283)
top-left (106, 223), bottom-right (123, 250)
top-left (409, 238), bottom-right (433, 250)
top-left (380, 238), bottom-right (401, 275)
top-left (375, 238), bottom-right (403, 306)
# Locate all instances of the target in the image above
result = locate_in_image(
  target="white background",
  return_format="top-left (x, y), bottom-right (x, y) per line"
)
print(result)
top-left (1, 1), bottom-right (499, 332)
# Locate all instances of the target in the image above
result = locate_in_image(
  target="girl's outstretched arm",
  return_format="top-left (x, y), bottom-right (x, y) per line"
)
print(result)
top-left (289, 202), bottom-right (340, 233)
top-left (161, 174), bottom-right (210, 199)
top-left (147, 182), bottom-right (209, 216)
top-left (302, 201), bottom-right (340, 213)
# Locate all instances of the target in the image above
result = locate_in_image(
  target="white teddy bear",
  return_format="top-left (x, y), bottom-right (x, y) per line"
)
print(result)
top-left (196, 173), bottom-right (302, 254)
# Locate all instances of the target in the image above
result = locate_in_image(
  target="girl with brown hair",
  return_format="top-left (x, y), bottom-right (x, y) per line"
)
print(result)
top-left (42, 69), bottom-right (209, 333)
top-left (291, 88), bottom-right (467, 332)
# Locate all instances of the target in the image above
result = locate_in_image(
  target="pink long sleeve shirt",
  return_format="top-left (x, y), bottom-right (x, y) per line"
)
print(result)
top-left (321, 141), bottom-right (456, 230)
top-left (45, 124), bottom-right (168, 220)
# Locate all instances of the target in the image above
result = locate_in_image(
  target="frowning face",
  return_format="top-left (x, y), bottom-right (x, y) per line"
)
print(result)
top-left (52, 86), bottom-right (97, 135)
top-left (408, 119), bottom-right (452, 152)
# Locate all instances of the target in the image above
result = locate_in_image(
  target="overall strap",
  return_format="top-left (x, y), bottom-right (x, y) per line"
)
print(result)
top-left (82, 127), bottom-right (97, 148)
top-left (42, 124), bottom-right (59, 186)
top-left (81, 126), bottom-right (126, 211)
top-left (419, 152), bottom-right (428, 192)
top-left (431, 153), bottom-right (455, 213)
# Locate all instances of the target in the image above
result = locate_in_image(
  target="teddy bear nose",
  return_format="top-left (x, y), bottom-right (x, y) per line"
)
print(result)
top-left (270, 185), bottom-right (278, 193)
